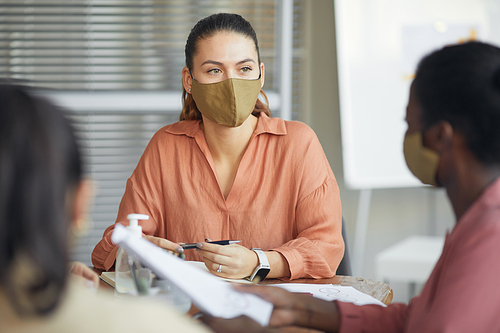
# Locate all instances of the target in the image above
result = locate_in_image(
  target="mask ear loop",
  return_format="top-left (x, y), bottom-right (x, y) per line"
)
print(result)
top-left (187, 69), bottom-right (195, 93)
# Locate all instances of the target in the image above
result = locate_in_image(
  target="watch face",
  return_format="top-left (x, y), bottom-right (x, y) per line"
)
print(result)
top-left (255, 268), bottom-right (270, 281)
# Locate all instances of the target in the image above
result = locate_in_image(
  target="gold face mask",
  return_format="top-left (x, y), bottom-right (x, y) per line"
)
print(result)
top-left (403, 132), bottom-right (440, 186)
top-left (191, 76), bottom-right (262, 127)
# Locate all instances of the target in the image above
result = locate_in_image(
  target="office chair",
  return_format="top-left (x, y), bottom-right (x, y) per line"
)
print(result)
top-left (336, 217), bottom-right (352, 276)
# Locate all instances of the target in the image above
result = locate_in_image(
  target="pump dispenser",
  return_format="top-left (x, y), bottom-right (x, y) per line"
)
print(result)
top-left (114, 213), bottom-right (149, 298)
top-left (125, 213), bottom-right (147, 237)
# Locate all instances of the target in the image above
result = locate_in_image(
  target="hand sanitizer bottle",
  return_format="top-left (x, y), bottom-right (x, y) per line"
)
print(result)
top-left (114, 213), bottom-right (149, 298)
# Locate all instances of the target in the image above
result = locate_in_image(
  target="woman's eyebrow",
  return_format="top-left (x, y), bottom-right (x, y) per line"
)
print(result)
top-left (201, 60), bottom-right (223, 66)
top-left (236, 58), bottom-right (256, 65)
top-left (201, 59), bottom-right (256, 67)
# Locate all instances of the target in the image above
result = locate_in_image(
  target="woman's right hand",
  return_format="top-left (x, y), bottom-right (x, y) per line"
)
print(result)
top-left (144, 235), bottom-right (184, 254)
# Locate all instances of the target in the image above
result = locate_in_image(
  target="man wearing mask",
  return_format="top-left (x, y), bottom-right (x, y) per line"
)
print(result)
top-left (200, 41), bottom-right (500, 333)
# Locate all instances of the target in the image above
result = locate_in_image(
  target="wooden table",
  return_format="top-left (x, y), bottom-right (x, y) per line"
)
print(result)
top-left (94, 267), bottom-right (392, 333)
top-left (94, 267), bottom-right (393, 305)
top-left (261, 275), bottom-right (393, 305)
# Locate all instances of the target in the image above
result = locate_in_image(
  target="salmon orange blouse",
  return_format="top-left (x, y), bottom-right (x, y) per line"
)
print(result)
top-left (92, 113), bottom-right (344, 279)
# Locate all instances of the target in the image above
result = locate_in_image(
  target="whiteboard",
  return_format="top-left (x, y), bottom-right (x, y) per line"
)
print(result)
top-left (334, 0), bottom-right (500, 189)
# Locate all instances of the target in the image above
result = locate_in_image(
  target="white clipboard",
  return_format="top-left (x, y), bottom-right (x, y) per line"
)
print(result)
top-left (111, 224), bottom-right (273, 326)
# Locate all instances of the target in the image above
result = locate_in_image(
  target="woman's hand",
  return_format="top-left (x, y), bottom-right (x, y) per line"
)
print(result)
top-left (197, 242), bottom-right (258, 279)
top-left (144, 235), bottom-right (184, 254)
top-left (68, 261), bottom-right (100, 289)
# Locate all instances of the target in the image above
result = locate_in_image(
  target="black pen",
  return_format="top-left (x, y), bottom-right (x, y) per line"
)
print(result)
top-left (181, 240), bottom-right (241, 250)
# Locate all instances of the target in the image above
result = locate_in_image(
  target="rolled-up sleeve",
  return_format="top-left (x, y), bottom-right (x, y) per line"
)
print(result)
top-left (272, 177), bottom-right (343, 280)
top-left (269, 119), bottom-right (343, 279)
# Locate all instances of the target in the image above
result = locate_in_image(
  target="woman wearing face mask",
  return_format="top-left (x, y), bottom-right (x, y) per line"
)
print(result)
top-left (0, 84), bottom-right (212, 333)
top-left (198, 41), bottom-right (500, 332)
top-left (92, 13), bottom-right (344, 281)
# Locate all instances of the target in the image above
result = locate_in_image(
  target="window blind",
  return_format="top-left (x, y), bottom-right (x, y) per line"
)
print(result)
top-left (0, 0), bottom-right (278, 91)
top-left (69, 112), bottom-right (180, 263)
top-left (0, 0), bottom-right (305, 265)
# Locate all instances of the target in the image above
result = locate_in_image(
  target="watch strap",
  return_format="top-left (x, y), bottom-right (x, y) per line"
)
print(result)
top-left (251, 248), bottom-right (270, 266)
top-left (247, 248), bottom-right (270, 282)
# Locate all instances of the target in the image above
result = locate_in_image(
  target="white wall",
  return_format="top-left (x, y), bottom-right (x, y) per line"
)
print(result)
top-left (303, 0), bottom-right (455, 303)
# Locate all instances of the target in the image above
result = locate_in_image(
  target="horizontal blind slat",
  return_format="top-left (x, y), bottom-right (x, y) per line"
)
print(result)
top-left (0, 1), bottom-right (276, 91)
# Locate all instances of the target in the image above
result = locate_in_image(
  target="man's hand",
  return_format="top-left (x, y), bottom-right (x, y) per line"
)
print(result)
top-left (232, 284), bottom-right (340, 331)
top-left (199, 314), bottom-right (275, 333)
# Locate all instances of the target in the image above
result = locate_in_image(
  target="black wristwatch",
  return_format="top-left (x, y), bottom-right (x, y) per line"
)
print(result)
top-left (247, 248), bottom-right (271, 282)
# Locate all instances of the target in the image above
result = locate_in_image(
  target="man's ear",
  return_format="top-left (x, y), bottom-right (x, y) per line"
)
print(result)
top-left (426, 121), bottom-right (454, 153)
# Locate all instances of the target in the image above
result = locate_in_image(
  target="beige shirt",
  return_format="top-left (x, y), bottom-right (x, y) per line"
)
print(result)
top-left (0, 278), bottom-right (211, 333)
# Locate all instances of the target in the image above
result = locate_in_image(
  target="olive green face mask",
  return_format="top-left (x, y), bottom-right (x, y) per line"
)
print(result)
top-left (191, 76), bottom-right (262, 127)
top-left (403, 132), bottom-right (440, 186)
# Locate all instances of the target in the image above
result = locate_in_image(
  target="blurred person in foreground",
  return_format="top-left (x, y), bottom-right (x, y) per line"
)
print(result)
top-left (0, 84), bottom-right (210, 333)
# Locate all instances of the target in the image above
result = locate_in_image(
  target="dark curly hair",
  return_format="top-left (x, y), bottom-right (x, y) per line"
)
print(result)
top-left (414, 41), bottom-right (500, 164)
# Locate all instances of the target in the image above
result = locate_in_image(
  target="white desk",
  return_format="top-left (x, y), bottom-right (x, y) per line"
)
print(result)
top-left (375, 235), bottom-right (445, 296)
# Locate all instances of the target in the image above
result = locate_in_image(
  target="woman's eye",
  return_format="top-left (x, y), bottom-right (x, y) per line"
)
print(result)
top-left (208, 68), bottom-right (221, 74)
top-left (240, 66), bottom-right (252, 73)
